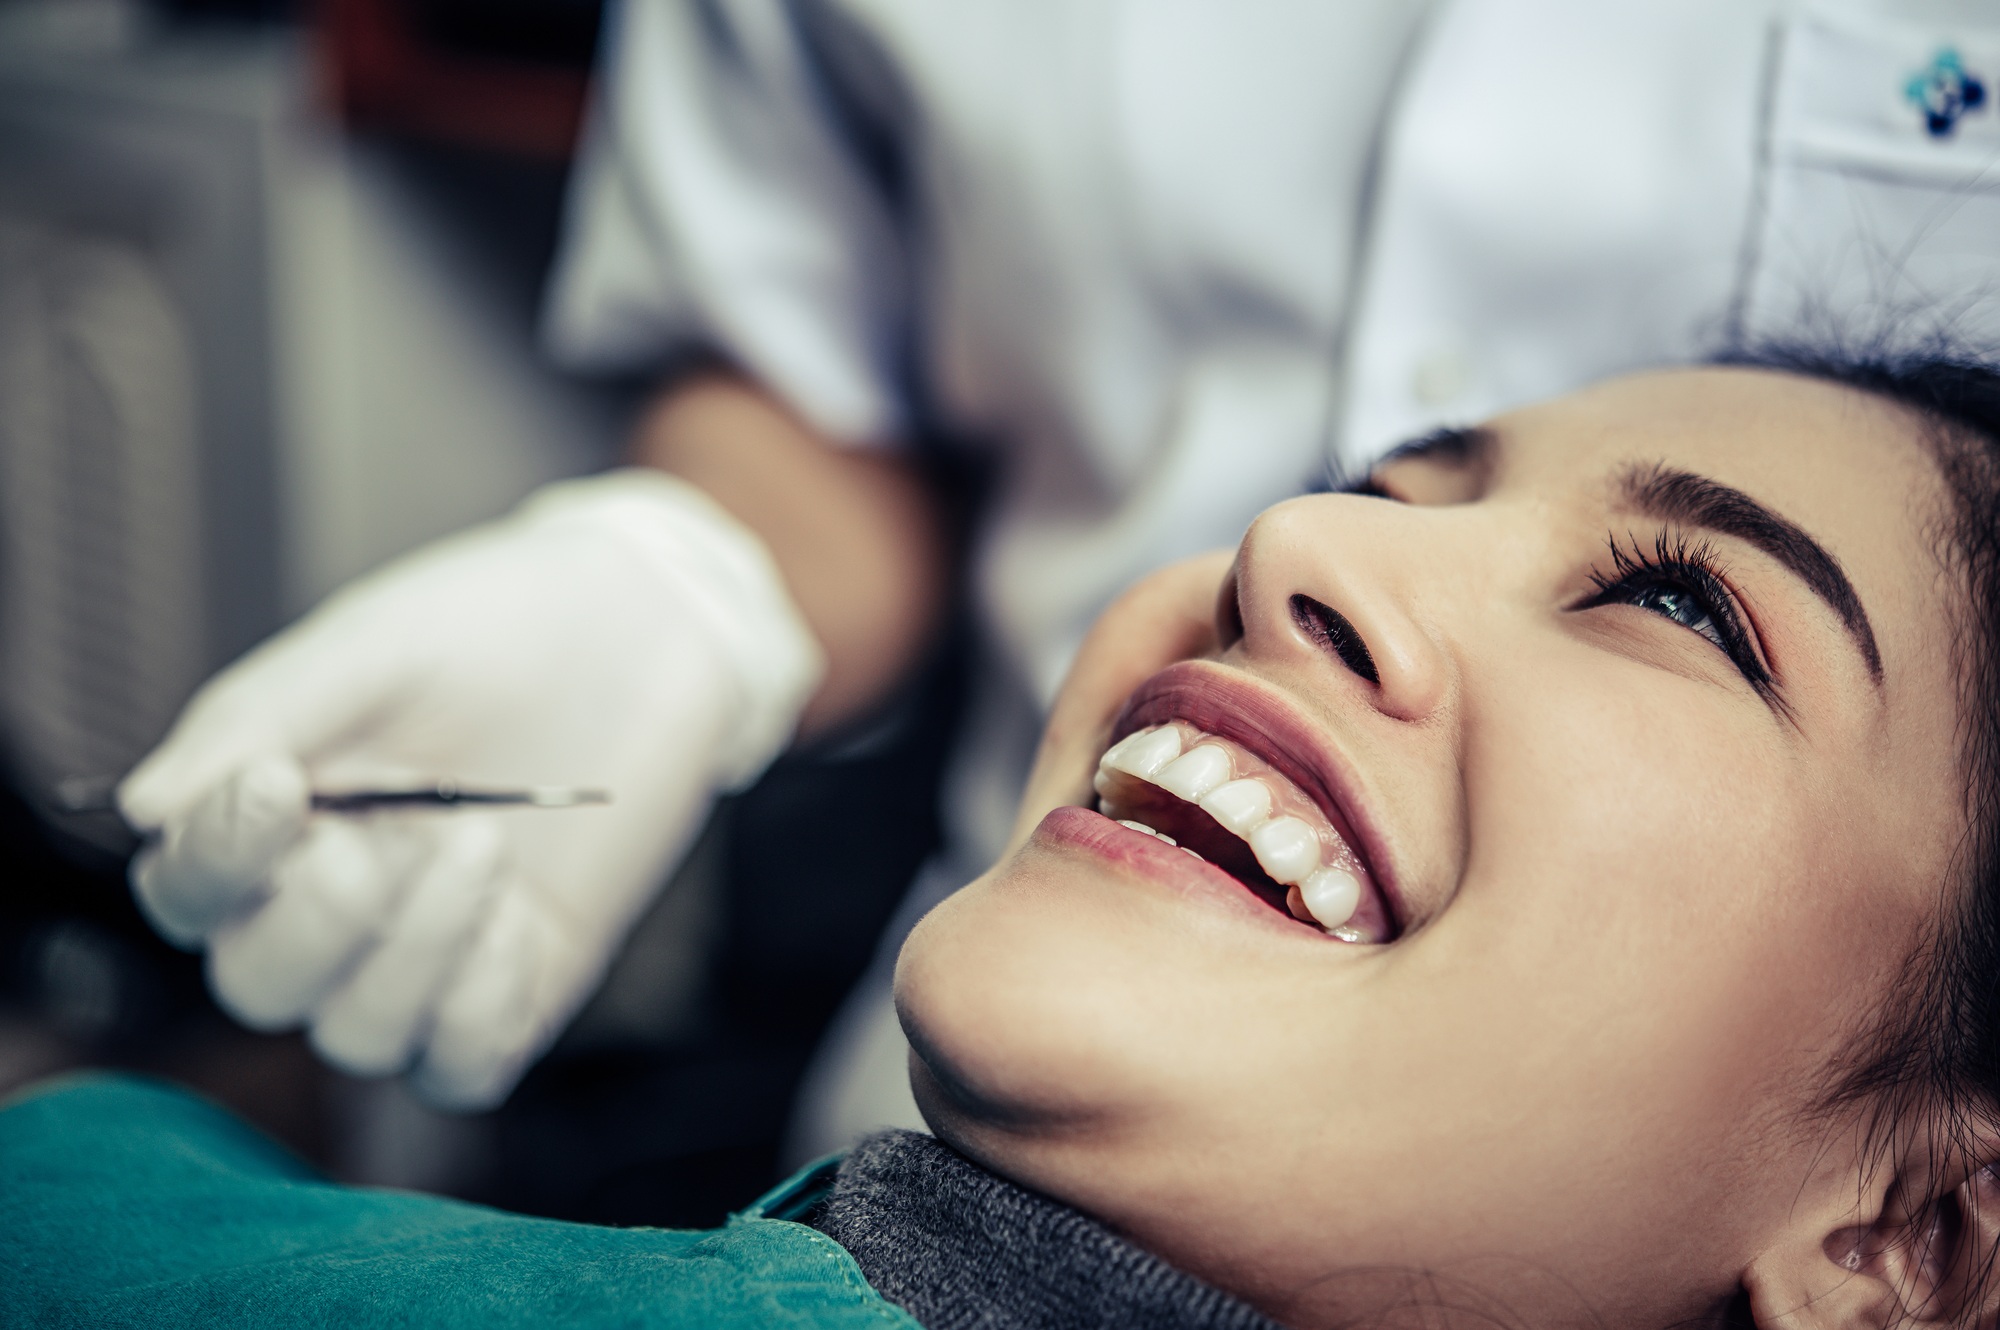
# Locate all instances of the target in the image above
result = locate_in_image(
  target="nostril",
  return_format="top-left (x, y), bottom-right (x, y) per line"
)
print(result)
top-left (1215, 567), bottom-right (1246, 650)
top-left (1290, 594), bottom-right (1379, 685)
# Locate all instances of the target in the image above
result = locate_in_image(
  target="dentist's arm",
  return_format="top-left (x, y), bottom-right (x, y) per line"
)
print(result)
top-left (631, 370), bottom-right (948, 737)
top-left (118, 370), bottom-right (949, 1110)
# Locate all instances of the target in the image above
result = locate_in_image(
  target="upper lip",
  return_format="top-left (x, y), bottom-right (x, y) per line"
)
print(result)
top-left (1106, 659), bottom-right (1408, 935)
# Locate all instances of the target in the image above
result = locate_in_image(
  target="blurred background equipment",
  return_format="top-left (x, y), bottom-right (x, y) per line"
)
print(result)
top-left (0, 0), bottom-right (958, 1227)
top-left (324, 0), bottom-right (598, 158)
top-left (0, 9), bottom-right (285, 852)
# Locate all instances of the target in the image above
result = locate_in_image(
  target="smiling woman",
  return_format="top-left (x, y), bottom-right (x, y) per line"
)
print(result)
top-left (896, 358), bottom-right (2000, 1329)
top-left (5, 356), bottom-right (2000, 1330)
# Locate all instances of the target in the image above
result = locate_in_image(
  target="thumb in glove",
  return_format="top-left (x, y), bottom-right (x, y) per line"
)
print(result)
top-left (129, 756), bottom-right (311, 948)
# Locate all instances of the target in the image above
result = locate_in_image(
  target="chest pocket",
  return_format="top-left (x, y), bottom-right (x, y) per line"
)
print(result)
top-left (1740, 9), bottom-right (2000, 355)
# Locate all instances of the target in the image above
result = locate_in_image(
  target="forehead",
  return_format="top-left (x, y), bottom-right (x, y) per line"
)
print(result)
top-left (1490, 367), bottom-right (1931, 495)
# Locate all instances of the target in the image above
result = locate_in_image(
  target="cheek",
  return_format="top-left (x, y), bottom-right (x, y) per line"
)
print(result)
top-left (1427, 673), bottom-right (1914, 1199)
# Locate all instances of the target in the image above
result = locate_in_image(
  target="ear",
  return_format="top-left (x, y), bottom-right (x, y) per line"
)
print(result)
top-left (1743, 1147), bottom-right (2000, 1329)
top-left (1741, 1211), bottom-right (1900, 1330)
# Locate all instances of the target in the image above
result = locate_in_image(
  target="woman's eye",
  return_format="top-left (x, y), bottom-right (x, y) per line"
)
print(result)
top-left (1583, 533), bottom-right (1774, 694)
top-left (1619, 580), bottom-right (1730, 653)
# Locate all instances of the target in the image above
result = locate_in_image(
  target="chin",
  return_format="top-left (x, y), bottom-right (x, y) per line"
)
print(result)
top-left (893, 860), bottom-right (1184, 1137)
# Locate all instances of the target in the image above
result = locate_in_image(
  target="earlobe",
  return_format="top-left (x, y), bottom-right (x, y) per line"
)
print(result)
top-left (1741, 1245), bottom-right (1899, 1329)
top-left (1739, 1150), bottom-right (1906, 1330)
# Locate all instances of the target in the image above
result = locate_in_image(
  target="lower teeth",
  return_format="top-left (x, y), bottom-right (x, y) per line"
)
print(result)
top-left (1105, 793), bottom-right (1361, 937)
top-left (1117, 818), bottom-right (1177, 846)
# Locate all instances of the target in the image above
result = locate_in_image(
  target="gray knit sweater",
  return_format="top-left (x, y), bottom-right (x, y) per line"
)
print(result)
top-left (810, 1130), bottom-right (1285, 1330)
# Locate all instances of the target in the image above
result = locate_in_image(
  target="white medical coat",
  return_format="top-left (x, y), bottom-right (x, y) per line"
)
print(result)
top-left (544, 0), bottom-right (2000, 1150)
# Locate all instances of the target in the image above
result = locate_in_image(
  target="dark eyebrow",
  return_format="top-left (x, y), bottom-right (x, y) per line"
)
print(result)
top-left (1617, 462), bottom-right (1883, 683)
top-left (1338, 425), bottom-right (1496, 495)
top-left (1378, 425), bottom-right (1496, 469)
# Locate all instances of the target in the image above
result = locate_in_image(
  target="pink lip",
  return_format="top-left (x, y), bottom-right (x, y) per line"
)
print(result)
top-left (1032, 805), bottom-right (1337, 941)
top-left (1106, 659), bottom-right (1408, 936)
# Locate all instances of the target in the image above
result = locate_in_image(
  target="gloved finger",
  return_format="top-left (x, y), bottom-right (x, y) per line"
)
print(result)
top-left (206, 818), bottom-right (404, 1031)
top-left (410, 890), bottom-right (595, 1112)
top-left (308, 818), bottom-right (505, 1078)
top-left (129, 756), bottom-right (310, 948)
top-left (118, 621), bottom-right (402, 830)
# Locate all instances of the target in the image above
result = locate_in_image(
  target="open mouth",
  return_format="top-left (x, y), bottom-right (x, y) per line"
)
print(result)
top-left (1088, 663), bottom-right (1398, 944)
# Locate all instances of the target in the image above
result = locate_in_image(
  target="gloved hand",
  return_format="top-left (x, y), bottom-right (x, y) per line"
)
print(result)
top-left (118, 470), bottom-right (824, 1110)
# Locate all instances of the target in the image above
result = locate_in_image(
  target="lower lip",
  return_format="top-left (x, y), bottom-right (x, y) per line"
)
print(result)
top-left (1032, 805), bottom-right (1338, 942)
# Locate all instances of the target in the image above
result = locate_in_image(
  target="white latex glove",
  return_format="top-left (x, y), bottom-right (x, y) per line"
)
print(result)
top-left (118, 470), bottom-right (823, 1110)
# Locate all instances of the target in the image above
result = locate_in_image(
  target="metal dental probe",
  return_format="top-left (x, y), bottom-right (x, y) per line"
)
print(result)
top-left (306, 782), bottom-right (612, 812)
top-left (50, 776), bottom-right (613, 820)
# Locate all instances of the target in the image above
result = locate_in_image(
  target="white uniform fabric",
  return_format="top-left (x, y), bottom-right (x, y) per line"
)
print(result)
top-left (1341, 0), bottom-right (2000, 465)
top-left (549, 0), bottom-right (1435, 711)
top-left (546, 0), bottom-right (2000, 1154)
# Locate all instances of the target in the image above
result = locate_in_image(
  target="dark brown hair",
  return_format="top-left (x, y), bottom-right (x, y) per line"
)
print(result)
top-left (1721, 347), bottom-right (2000, 1327)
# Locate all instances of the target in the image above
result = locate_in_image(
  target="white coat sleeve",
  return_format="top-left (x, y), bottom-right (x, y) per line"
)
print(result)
top-left (544, 0), bottom-right (911, 446)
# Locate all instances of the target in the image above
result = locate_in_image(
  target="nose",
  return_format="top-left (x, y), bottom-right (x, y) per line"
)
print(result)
top-left (1218, 495), bottom-right (1453, 723)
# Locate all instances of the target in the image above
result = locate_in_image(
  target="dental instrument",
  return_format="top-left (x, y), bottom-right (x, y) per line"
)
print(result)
top-left (52, 776), bottom-right (611, 818)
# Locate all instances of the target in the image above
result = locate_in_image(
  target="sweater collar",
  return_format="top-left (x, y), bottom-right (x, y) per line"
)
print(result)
top-left (805, 1130), bottom-right (1284, 1330)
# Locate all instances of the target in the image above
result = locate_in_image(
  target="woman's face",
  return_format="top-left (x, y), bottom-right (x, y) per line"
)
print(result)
top-left (895, 368), bottom-right (1968, 1328)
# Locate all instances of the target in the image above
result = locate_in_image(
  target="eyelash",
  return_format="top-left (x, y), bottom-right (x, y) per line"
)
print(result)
top-left (1581, 532), bottom-right (1772, 689)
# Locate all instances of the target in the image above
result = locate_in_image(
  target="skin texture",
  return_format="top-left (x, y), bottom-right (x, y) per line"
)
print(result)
top-left (894, 369), bottom-right (1987, 1329)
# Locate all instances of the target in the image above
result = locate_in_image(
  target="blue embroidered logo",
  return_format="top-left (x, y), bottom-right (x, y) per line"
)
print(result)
top-left (1905, 47), bottom-right (1988, 138)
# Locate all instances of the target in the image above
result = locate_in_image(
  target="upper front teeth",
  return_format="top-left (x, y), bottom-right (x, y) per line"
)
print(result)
top-left (1198, 779), bottom-right (1271, 835)
top-left (1099, 727), bottom-right (1182, 781)
top-left (1097, 722), bottom-right (1363, 932)
top-left (1300, 867), bottom-right (1361, 927)
top-left (1248, 817), bottom-right (1319, 884)
top-left (1153, 745), bottom-right (1232, 802)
